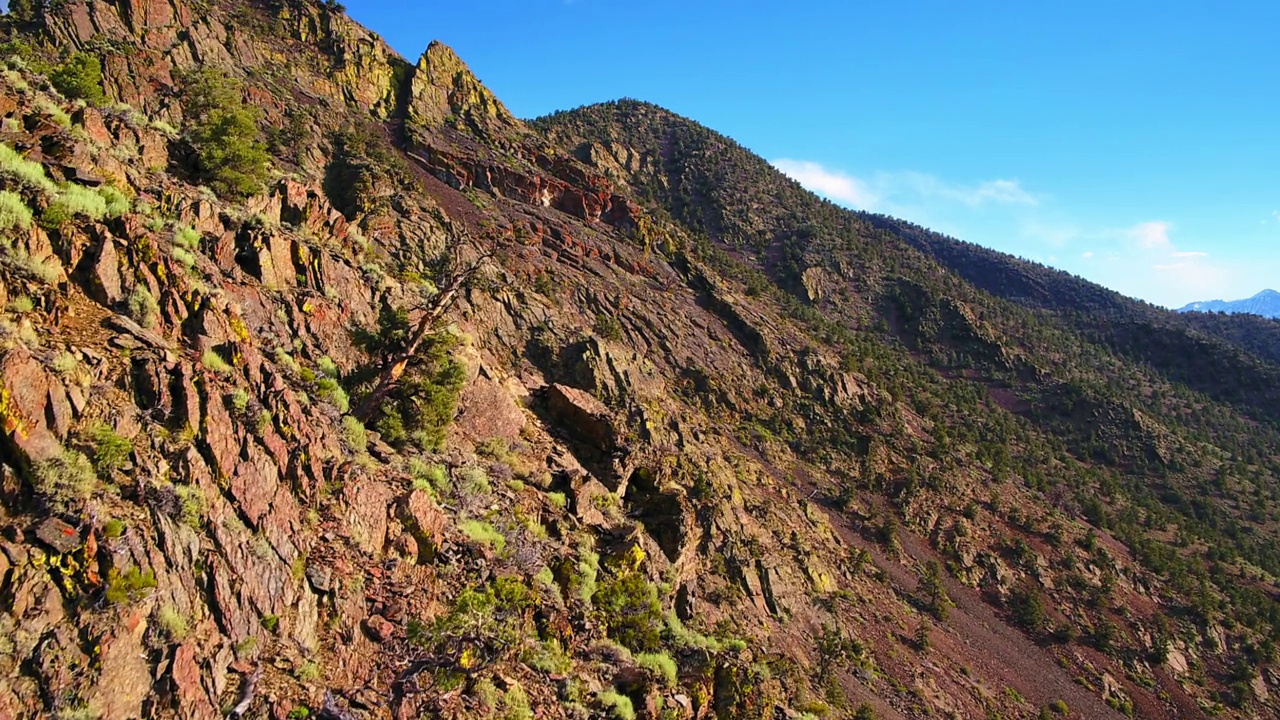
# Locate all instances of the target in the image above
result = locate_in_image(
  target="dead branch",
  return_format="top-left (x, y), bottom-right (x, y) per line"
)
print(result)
top-left (225, 663), bottom-right (263, 719)
top-left (353, 251), bottom-right (491, 423)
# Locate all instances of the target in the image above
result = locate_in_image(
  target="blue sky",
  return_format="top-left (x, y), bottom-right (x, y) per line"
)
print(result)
top-left (346, 1), bottom-right (1279, 308)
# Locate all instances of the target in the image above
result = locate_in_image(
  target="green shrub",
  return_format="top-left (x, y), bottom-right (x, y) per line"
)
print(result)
top-left (5, 246), bottom-right (58, 283)
top-left (37, 100), bottom-right (71, 129)
top-left (273, 347), bottom-right (302, 375)
top-left (127, 287), bottom-right (159, 328)
top-left (50, 52), bottom-right (105, 104)
top-left (525, 638), bottom-right (573, 674)
top-left (574, 536), bottom-right (600, 603)
top-left (412, 579), bottom-right (533, 663)
top-left (103, 518), bottom-right (125, 539)
top-left (6, 295), bottom-right (33, 313)
top-left (547, 491), bottom-right (568, 510)
top-left (229, 389), bottom-right (250, 413)
top-left (918, 560), bottom-right (952, 621)
top-left (664, 612), bottom-right (722, 651)
top-left (317, 356), bottom-right (339, 377)
top-left (0, 144), bottom-right (54, 193)
top-left (459, 519), bottom-right (505, 552)
top-left (260, 614), bottom-right (280, 632)
top-left (635, 652), bottom-right (678, 687)
top-left (352, 307), bottom-right (465, 451)
top-left (342, 415), bottom-right (367, 451)
top-left (52, 351), bottom-right (81, 378)
top-left (175, 484), bottom-right (204, 528)
top-left (1048, 699), bottom-right (1069, 715)
top-left (105, 566), bottom-right (157, 604)
top-left (594, 313), bottom-right (624, 341)
top-left (598, 690), bottom-right (635, 720)
top-left (457, 466), bottom-right (490, 496)
top-left (503, 686), bottom-right (533, 720)
top-left (31, 448), bottom-right (97, 514)
top-left (53, 704), bottom-right (99, 720)
top-left (173, 224), bottom-right (200, 249)
top-left (0, 190), bottom-right (33, 231)
top-left (594, 571), bottom-right (664, 652)
top-left (85, 421), bottom-right (132, 473)
top-left (178, 69), bottom-right (270, 198)
top-left (201, 349), bottom-right (231, 375)
top-left (42, 183), bottom-right (107, 228)
top-left (1010, 585), bottom-right (1047, 632)
top-left (98, 185), bottom-right (129, 217)
top-left (409, 459), bottom-right (448, 493)
top-left (157, 605), bottom-right (188, 641)
top-left (316, 376), bottom-right (349, 412)
top-left (234, 636), bottom-right (258, 659)
top-left (295, 660), bottom-right (320, 682)
top-left (170, 246), bottom-right (196, 269)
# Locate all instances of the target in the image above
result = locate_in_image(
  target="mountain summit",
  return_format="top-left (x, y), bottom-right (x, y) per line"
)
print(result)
top-left (1180, 288), bottom-right (1280, 317)
top-left (0, 3), bottom-right (1279, 720)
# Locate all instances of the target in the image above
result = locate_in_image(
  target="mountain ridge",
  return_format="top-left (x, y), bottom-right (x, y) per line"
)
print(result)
top-left (0, 3), bottom-right (1277, 719)
top-left (1180, 289), bottom-right (1280, 318)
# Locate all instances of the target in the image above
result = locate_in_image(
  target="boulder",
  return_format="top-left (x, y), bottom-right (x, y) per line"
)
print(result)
top-left (33, 517), bottom-right (80, 554)
top-left (545, 384), bottom-right (617, 453)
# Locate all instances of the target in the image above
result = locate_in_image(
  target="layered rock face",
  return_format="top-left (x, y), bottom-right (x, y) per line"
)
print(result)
top-left (0, 2), bottom-right (1274, 720)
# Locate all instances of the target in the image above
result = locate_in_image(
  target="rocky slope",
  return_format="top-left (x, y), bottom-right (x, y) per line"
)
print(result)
top-left (0, 3), bottom-right (1276, 720)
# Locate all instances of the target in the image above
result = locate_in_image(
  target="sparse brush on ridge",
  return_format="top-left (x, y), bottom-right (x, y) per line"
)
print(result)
top-left (0, 190), bottom-right (32, 231)
top-left (178, 69), bottom-right (270, 198)
top-left (0, 144), bottom-right (55, 193)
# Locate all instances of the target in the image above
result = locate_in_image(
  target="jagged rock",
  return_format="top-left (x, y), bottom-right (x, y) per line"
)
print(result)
top-left (407, 40), bottom-right (516, 132)
top-left (675, 581), bottom-right (696, 621)
top-left (401, 488), bottom-right (448, 561)
top-left (571, 477), bottom-right (613, 528)
top-left (306, 564), bottom-right (335, 594)
top-left (625, 468), bottom-right (695, 563)
top-left (0, 3), bottom-right (1266, 719)
top-left (454, 370), bottom-right (526, 440)
top-left (339, 477), bottom-right (394, 556)
top-left (32, 517), bottom-right (79, 554)
top-left (363, 614), bottom-right (395, 643)
top-left (32, 625), bottom-right (91, 707)
top-left (86, 615), bottom-right (152, 719)
top-left (0, 346), bottom-right (69, 463)
top-left (8, 568), bottom-right (65, 664)
top-left (545, 383), bottom-right (617, 453)
top-left (83, 234), bottom-right (124, 305)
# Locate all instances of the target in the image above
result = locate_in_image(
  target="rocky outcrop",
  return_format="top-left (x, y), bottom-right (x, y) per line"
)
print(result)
top-left (0, 3), bottom-right (1266, 719)
top-left (406, 40), bottom-right (516, 134)
top-left (545, 383), bottom-right (619, 454)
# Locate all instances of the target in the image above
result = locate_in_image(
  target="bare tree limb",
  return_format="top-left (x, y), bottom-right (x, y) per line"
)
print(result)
top-left (317, 691), bottom-right (357, 720)
top-left (352, 252), bottom-right (492, 423)
top-left (225, 663), bottom-right (263, 719)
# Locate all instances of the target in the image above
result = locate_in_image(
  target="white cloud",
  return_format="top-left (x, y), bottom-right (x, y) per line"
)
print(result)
top-left (1127, 221), bottom-right (1172, 250)
top-left (771, 159), bottom-right (880, 210)
top-left (896, 172), bottom-right (1038, 207)
top-left (968, 179), bottom-right (1038, 206)
top-left (769, 159), bottom-right (1037, 213)
top-left (767, 158), bottom-right (1251, 308)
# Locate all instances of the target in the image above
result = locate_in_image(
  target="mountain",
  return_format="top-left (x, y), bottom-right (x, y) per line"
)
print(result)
top-left (0, 3), bottom-right (1278, 720)
top-left (1180, 289), bottom-right (1280, 318)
